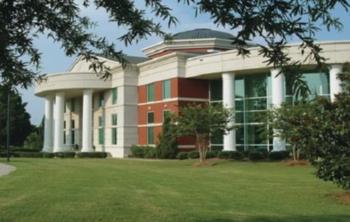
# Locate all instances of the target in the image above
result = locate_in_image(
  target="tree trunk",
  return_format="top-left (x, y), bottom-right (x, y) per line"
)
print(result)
top-left (292, 145), bottom-right (297, 161)
top-left (196, 133), bottom-right (209, 163)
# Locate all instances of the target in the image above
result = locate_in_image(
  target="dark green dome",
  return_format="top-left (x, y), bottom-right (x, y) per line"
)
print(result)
top-left (172, 28), bottom-right (234, 40)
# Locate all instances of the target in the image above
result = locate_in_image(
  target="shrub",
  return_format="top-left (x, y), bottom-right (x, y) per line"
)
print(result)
top-left (23, 132), bottom-right (43, 151)
top-left (206, 150), bottom-right (218, 159)
top-left (130, 145), bottom-right (145, 158)
top-left (11, 148), bottom-right (41, 152)
top-left (316, 157), bottom-right (350, 190)
top-left (248, 150), bottom-right (267, 161)
top-left (157, 115), bottom-right (178, 159)
top-left (42, 152), bottom-right (55, 158)
top-left (144, 147), bottom-right (159, 159)
top-left (268, 151), bottom-right (290, 161)
top-left (15, 152), bottom-right (42, 158)
top-left (188, 151), bottom-right (200, 159)
top-left (176, 152), bottom-right (188, 160)
top-left (218, 151), bottom-right (244, 160)
top-left (54, 152), bottom-right (76, 158)
top-left (76, 152), bottom-right (107, 158)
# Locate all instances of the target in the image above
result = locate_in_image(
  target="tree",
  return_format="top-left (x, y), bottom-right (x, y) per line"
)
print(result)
top-left (156, 114), bottom-right (178, 159)
top-left (23, 118), bottom-right (44, 150)
top-left (269, 62), bottom-right (350, 189)
top-left (1, 0), bottom-right (349, 88)
top-left (0, 86), bottom-right (33, 147)
top-left (175, 104), bottom-right (234, 163)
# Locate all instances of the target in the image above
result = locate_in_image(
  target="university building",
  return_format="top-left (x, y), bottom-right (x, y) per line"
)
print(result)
top-left (35, 29), bottom-right (350, 157)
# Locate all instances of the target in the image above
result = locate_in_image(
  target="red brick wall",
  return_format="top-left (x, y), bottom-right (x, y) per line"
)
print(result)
top-left (138, 77), bottom-right (209, 147)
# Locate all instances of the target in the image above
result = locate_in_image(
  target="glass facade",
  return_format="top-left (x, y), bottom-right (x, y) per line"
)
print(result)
top-left (147, 112), bottom-right (155, 144)
top-left (209, 71), bottom-right (330, 151)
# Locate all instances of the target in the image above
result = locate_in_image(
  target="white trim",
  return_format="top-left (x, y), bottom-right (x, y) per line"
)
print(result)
top-left (138, 97), bottom-right (209, 106)
top-left (138, 123), bottom-right (163, 127)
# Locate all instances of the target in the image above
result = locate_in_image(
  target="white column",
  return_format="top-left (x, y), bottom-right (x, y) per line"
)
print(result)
top-left (42, 96), bottom-right (54, 152)
top-left (271, 68), bottom-right (286, 151)
top-left (81, 89), bottom-right (94, 152)
top-left (329, 64), bottom-right (343, 102)
top-left (53, 92), bottom-right (65, 152)
top-left (222, 72), bottom-right (236, 151)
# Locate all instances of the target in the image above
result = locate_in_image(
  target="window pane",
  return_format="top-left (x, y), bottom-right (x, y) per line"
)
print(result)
top-left (112, 88), bottom-right (117, 104)
top-left (245, 98), bottom-right (267, 111)
top-left (246, 124), bottom-right (267, 145)
top-left (71, 120), bottom-right (75, 129)
top-left (71, 130), bottom-right (75, 145)
top-left (99, 93), bottom-right (105, 107)
top-left (245, 111), bottom-right (266, 123)
top-left (163, 80), bottom-right (171, 99)
top-left (235, 112), bottom-right (244, 123)
top-left (112, 128), bottom-right (117, 145)
top-left (112, 114), bottom-right (118, 126)
top-left (71, 99), bottom-right (75, 112)
top-left (235, 100), bottom-right (244, 111)
top-left (236, 125), bottom-right (245, 145)
top-left (147, 84), bottom-right (155, 102)
top-left (245, 75), bottom-right (267, 98)
top-left (163, 110), bottom-right (171, 121)
top-left (235, 78), bottom-right (245, 99)
top-left (147, 127), bottom-right (154, 144)
top-left (99, 128), bottom-right (104, 145)
top-left (210, 80), bottom-right (222, 101)
top-left (147, 112), bottom-right (154, 124)
top-left (98, 116), bottom-right (104, 127)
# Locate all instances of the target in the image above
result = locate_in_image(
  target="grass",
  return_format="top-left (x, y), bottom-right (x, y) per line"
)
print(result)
top-left (0, 158), bottom-right (349, 222)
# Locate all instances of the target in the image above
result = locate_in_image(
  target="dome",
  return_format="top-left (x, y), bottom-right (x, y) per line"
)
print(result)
top-left (171, 28), bottom-right (234, 40)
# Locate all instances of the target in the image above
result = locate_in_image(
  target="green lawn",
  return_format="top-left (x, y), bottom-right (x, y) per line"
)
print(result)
top-left (0, 159), bottom-right (349, 222)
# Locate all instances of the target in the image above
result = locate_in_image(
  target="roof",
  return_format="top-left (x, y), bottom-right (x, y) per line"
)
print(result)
top-left (171, 28), bottom-right (234, 40)
top-left (96, 53), bottom-right (148, 64)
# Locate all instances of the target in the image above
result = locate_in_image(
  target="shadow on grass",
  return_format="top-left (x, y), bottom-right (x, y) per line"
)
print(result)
top-left (195, 215), bottom-right (350, 222)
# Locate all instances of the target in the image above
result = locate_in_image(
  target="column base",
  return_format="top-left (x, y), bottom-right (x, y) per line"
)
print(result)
top-left (272, 137), bottom-right (286, 151)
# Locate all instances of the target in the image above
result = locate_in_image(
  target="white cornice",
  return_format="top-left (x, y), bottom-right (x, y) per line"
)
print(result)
top-left (142, 38), bottom-right (237, 57)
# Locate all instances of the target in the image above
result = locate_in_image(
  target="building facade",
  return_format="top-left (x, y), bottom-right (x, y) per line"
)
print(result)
top-left (35, 29), bottom-right (350, 157)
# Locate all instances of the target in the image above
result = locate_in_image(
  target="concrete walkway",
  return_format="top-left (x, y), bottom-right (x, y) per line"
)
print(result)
top-left (0, 163), bottom-right (16, 177)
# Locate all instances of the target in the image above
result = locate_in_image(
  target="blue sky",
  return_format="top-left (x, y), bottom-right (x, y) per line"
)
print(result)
top-left (20, 2), bottom-right (350, 125)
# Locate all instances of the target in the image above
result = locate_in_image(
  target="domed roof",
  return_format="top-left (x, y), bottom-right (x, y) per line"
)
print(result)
top-left (171, 28), bottom-right (234, 40)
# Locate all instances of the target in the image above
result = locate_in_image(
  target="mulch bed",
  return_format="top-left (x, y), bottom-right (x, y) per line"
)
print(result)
top-left (327, 192), bottom-right (350, 205)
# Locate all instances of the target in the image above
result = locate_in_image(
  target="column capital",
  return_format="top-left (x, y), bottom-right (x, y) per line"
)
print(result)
top-left (329, 64), bottom-right (343, 70)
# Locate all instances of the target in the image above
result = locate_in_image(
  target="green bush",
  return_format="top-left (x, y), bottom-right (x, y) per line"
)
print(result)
top-left (157, 115), bottom-right (178, 159)
top-left (206, 150), bottom-right (218, 158)
top-left (42, 152), bottom-right (55, 158)
top-left (316, 157), bottom-right (350, 190)
top-left (248, 150), bottom-right (267, 161)
top-left (144, 147), bottom-right (159, 159)
top-left (176, 152), bottom-right (188, 160)
top-left (76, 152), bottom-right (107, 158)
top-left (188, 151), bottom-right (199, 159)
top-left (23, 132), bottom-right (43, 151)
top-left (15, 152), bottom-right (42, 158)
top-left (268, 151), bottom-right (290, 161)
top-left (218, 151), bottom-right (243, 160)
top-left (54, 152), bottom-right (76, 158)
top-left (130, 145), bottom-right (145, 158)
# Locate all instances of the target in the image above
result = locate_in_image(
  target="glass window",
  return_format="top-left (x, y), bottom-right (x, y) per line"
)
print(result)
top-left (147, 112), bottom-right (154, 124)
top-left (245, 75), bottom-right (267, 98)
top-left (98, 116), bottom-right (104, 127)
top-left (245, 98), bottom-right (267, 111)
top-left (64, 121), bottom-right (66, 129)
top-left (163, 80), bottom-right (171, 99)
top-left (147, 127), bottom-right (154, 144)
top-left (112, 114), bottom-right (118, 126)
top-left (98, 128), bottom-right (104, 145)
top-left (112, 88), bottom-right (118, 104)
top-left (71, 130), bottom-right (75, 145)
top-left (63, 132), bottom-right (66, 144)
top-left (71, 120), bottom-right (75, 129)
top-left (246, 124), bottom-right (267, 145)
top-left (147, 83), bottom-right (155, 102)
top-left (99, 93), bottom-right (105, 107)
top-left (71, 99), bottom-right (75, 112)
top-left (210, 80), bottom-right (223, 101)
top-left (163, 110), bottom-right (171, 121)
top-left (304, 72), bottom-right (330, 96)
top-left (235, 78), bottom-right (245, 99)
top-left (112, 128), bottom-right (117, 145)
